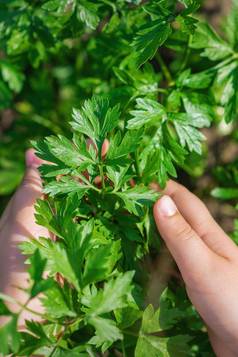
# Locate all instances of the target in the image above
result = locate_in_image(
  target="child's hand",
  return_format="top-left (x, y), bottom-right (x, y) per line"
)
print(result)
top-left (154, 180), bottom-right (238, 357)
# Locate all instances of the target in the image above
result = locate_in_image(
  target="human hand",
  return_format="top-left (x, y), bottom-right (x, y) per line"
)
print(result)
top-left (153, 180), bottom-right (238, 357)
top-left (0, 149), bottom-right (48, 322)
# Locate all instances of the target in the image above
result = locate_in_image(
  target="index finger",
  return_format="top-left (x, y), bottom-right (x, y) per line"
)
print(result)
top-left (160, 180), bottom-right (238, 259)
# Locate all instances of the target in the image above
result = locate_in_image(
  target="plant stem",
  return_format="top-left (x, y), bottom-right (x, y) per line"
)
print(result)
top-left (49, 326), bottom-right (67, 357)
top-left (99, 164), bottom-right (105, 190)
top-left (121, 340), bottom-right (127, 357)
top-left (0, 292), bottom-right (56, 322)
top-left (91, 185), bottom-right (101, 193)
top-left (18, 297), bottom-right (31, 316)
top-left (157, 88), bottom-right (168, 94)
top-left (133, 151), bottom-right (140, 179)
top-left (77, 173), bottom-right (100, 192)
top-left (155, 52), bottom-right (173, 84)
top-left (179, 38), bottom-right (190, 72)
top-left (20, 304), bottom-right (55, 321)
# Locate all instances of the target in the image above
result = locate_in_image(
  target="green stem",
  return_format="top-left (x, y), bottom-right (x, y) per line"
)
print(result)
top-left (77, 173), bottom-right (100, 192)
top-left (99, 164), bottom-right (105, 190)
top-left (155, 52), bottom-right (173, 84)
top-left (20, 304), bottom-right (56, 321)
top-left (0, 293), bottom-right (56, 322)
top-left (134, 151), bottom-right (140, 179)
top-left (179, 39), bottom-right (190, 72)
top-left (49, 326), bottom-right (67, 357)
top-left (18, 297), bottom-right (31, 317)
top-left (49, 346), bottom-right (57, 357)
top-left (91, 185), bottom-right (101, 193)
top-left (157, 88), bottom-right (168, 94)
top-left (121, 340), bottom-right (127, 357)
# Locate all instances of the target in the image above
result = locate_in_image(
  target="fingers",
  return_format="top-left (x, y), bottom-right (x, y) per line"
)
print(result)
top-left (25, 148), bottom-right (43, 168)
top-left (153, 195), bottom-right (214, 284)
top-left (101, 139), bottom-right (109, 158)
top-left (86, 139), bottom-right (109, 159)
top-left (162, 180), bottom-right (237, 259)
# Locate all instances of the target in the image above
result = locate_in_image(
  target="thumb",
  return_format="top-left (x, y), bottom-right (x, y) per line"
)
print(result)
top-left (17, 148), bottom-right (43, 206)
top-left (153, 195), bottom-right (213, 282)
top-left (24, 148), bottom-right (44, 188)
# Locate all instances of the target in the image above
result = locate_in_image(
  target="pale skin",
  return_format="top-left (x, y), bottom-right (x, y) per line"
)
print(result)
top-left (0, 149), bottom-right (238, 356)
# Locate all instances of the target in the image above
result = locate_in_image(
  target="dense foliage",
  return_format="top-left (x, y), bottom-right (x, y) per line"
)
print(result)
top-left (1, 0), bottom-right (238, 356)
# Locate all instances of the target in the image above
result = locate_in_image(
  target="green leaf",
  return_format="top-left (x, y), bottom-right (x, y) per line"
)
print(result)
top-left (29, 249), bottom-right (47, 282)
top-left (82, 271), bottom-right (135, 315)
top-left (115, 186), bottom-right (159, 215)
top-left (28, 249), bottom-right (53, 297)
top-left (142, 125), bottom-right (187, 188)
top-left (16, 331), bottom-right (47, 356)
top-left (128, 98), bottom-right (166, 129)
top-left (0, 315), bottom-right (20, 355)
top-left (132, 19), bottom-right (172, 67)
top-left (82, 272), bottom-right (135, 349)
top-left (115, 305), bottom-right (142, 329)
top-left (0, 61), bottom-right (25, 92)
top-left (52, 347), bottom-right (90, 357)
top-left (225, 0), bottom-right (238, 50)
top-left (83, 240), bottom-right (121, 285)
top-left (176, 68), bottom-right (215, 89)
top-left (42, 0), bottom-right (75, 14)
top-left (42, 0), bottom-right (60, 11)
top-left (176, 15), bottom-right (198, 34)
top-left (170, 113), bottom-right (207, 154)
top-left (135, 305), bottom-right (191, 357)
top-left (33, 138), bottom-right (71, 177)
top-left (42, 135), bottom-right (93, 168)
top-left (106, 165), bottom-right (131, 191)
top-left (220, 66), bottom-right (238, 123)
top-left (33, 220), bottom-right (95, 291)
top-left (181, 93), bottom-right (213, 127)
top-left (0, 300), bottom-right (11, 316)
top-left (0, 79), bottom-right (12, 108)
top-left (41, 282), bottom-right (77, 318)
top-left (43, 176), bottom-right (88, 197)
top-left (211, 187), bottom-right (238, 200)
top-left (25, 320), bottom-right (52, 343)
top-left (7, 29), bottom-right (30, 56)
top-left (35, 199), bottom-right (63, 238)
top-left (71, 96), bottom-right (120, 149)
top-left (107, 129), bottom-right (142, 162)
top-left (77, 2), bottom-right (100, 30)
top-left (34, 239), bottom-right (81, 291)
top-left (135, 334), bottom-right (191, 357)
top-left (179, 0), bottom-right (201, 12)
top-left (88, 316), bottom-right (122, 351)
top-left (190, 22), bottom-right (233, 60)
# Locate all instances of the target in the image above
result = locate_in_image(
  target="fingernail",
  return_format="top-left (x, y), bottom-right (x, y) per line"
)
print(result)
top-left (157, 195), bottom-right (177, 217)
top-left (25, 149), bottom-right (42, 168)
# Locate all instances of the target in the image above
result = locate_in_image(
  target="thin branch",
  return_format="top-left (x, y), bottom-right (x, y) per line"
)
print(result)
top-left (155, 52), bottom-right (173, 84)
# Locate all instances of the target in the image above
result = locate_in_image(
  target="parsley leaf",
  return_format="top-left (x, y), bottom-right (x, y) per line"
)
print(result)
top-left (132, 19), bottom-right (172, 67)
top-left (190, 22), bottom-right (233, 60)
